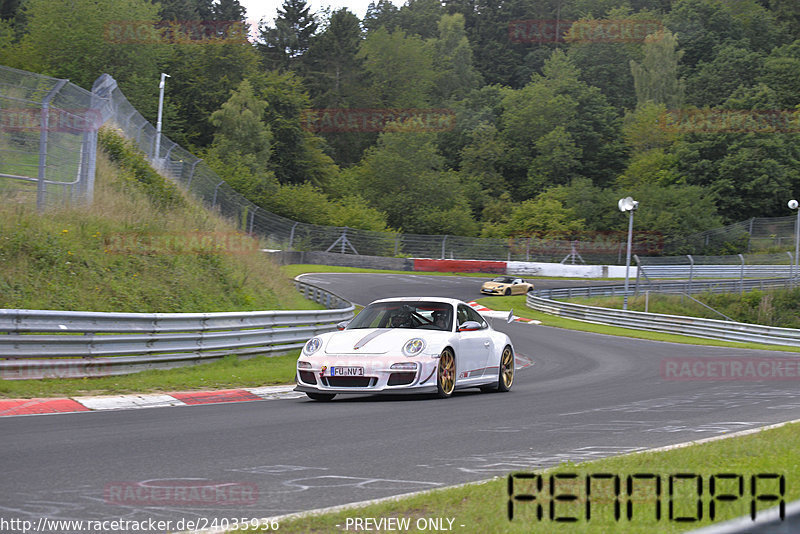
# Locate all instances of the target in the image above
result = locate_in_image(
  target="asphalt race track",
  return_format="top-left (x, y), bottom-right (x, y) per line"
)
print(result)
top-left (1, 273), bottom-right (799, 530)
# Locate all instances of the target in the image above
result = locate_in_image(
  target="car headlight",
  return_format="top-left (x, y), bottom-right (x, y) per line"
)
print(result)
top-left (303, 337), bottom-right (322, 355)
top-left (402, 338), bottom-right (426, 356)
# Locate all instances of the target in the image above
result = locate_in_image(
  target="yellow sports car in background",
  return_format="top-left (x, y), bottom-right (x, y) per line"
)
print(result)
top-left (480, 276), bottom-right (534, 296)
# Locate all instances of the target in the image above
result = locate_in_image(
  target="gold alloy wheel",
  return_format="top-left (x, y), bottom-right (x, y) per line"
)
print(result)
top-left (437, 348), bottom-right (456, 398)
top-left (499, 345), bottom-right (514, 391)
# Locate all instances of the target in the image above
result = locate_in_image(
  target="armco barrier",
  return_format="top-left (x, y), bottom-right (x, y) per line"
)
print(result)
top-left (526, 292), bottom-right (800, 347)
top-left (0, 281), bottom-right (354, 379)
top-left (531, 278), bottom-right (796, 300)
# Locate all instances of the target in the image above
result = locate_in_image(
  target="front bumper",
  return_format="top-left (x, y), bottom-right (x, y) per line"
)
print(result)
top-left (481, 286), bottom-right (504, 294)
top-left (295, 358), bottom-right (439, 395)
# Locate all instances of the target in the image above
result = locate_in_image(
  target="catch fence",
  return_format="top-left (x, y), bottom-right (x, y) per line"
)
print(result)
top-left (0, 65), bottom-right (115, 209)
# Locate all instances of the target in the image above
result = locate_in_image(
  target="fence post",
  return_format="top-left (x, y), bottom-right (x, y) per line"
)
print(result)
top-left (738, 253), bottom-right (745, 295)
top-left (441, 235), bottom-right (447, 260)
top-left (248, 206), bottom-right (258, 234)
top-left (288, 222), bottom-right (299, 251)
top-left (186, 158), bottom-right (201, 189)
top-left (36, 79), bottom-right (69, 211)
top-left (687, 254), bottom-right (694, 295)
top-left (211, 180), bottom-right (224, 208)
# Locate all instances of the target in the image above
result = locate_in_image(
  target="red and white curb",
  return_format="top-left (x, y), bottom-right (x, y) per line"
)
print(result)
top-left (467, 301), bottom-right (541, 324)
top-left (0, 385), bottom-right (301, 418)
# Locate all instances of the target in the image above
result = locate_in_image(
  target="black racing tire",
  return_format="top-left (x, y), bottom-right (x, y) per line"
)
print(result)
top-left (436, 348), bottom-right (456, 399)
top-left (306, 392), bottom-right (336, 401)
top-left (504, 288), bottom-right (511, 296)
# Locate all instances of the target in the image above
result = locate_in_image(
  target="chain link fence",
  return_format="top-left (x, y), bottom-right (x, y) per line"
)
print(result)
top-left (0, 65), bottom-right (114, 209)
top-left (7, 66), bottom-right (793, 266)
top-left (664, 216), bottom-right (799, 255)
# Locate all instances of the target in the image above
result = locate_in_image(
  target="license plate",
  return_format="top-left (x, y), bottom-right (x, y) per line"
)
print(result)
top-left (331, 366), bottom-right (364, 376)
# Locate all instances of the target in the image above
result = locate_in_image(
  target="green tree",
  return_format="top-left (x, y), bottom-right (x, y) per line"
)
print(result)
top-left (630, 30), bottom-right (685, 108)
top-left (357, 26), bottom-right (435, 107)
top-left (758, 40), bottom-right (800, 111)
top-left (258, 0), bottom-right (318, 71)
top-left (207, 80), bottom-right (273, 172)
top-left (165, 38), bottom-right (259, 146)
top-left (500, 49), bottom-right (625, 190)
top-left (431, 13), bottom-right (482, 103)
top-left (498, 196), bottom-right (586, 238)
top-left (685, 44), bottom-right (764, 108)
top-left (363, 0), bottom-right (400, 33)
top-left (329, 196), bottom-right (389, 231)
top-left (526, 126), bottom-right (583, 193)
top-left (255, 70), bottom-right (338, 187)
top-left (350, 124), bottom-right (477, 235)
top-left (398, 0), bottom-right (444, 39)
top-left (12, 0), bottom-right (165, 113)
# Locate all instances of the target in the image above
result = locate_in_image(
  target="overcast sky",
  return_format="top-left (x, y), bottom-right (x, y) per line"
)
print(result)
top-left (239, 0), bottom-right (404, 26)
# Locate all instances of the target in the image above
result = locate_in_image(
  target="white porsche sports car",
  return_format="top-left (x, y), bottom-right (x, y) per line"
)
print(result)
top-left (295, 297), bottom-right (515, 401)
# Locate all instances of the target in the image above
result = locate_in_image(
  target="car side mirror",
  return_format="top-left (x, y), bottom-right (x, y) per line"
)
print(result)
top-left (458, 320), bottom-right (482, 332)
top-left (337, 320), bottom-right (350, 331)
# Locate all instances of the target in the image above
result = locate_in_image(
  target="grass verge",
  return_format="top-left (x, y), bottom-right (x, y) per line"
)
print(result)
top-left (0, 352), bottom-right (299, 399)
top-left (478, 295), bottom-right (800, 353)
top-left (246, 421), bottom-right (799, 533)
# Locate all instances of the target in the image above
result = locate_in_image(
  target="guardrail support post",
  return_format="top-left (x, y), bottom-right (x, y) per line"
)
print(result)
top-left (687, 254), bottom-right (694, 295)
top-left (738, 253), bottom-right (745, 295)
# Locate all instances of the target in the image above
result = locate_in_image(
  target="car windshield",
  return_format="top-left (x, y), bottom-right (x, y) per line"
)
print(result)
top-left (347, 301), bottom-right (453, 331)
top-left (492, 276), bottom-right (514, 283)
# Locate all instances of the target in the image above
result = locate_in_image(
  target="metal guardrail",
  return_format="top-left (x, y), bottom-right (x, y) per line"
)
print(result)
top-left (530, 278), bottom-right (796, 300)
top-left (526, 292), bottom-right (800, 347)
top-left (641, 265), bottom-right (793, 279)
top-left (0, 281), bottom-right (354, 379)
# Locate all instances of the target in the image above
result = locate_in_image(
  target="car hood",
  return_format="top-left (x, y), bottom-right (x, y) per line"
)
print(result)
top-left (324, 328), bottom-right (437, 355)
top-left (483, 282), bottom-right (506, 288)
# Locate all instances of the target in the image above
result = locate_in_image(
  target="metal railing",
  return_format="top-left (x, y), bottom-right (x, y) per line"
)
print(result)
top-left (531, 278), bottom-right (797, 300)
top-left (526, 292), bottom-right (800, 347)
top-left (636, 252), bottom-right (795, 280)
top-left (0, 281), bottom-right (353, 379)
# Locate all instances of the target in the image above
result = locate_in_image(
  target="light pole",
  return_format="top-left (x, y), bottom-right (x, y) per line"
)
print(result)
top-left (618, 196), bottom-right (639, 310)
top-left (154, 73), bottom-right (170, 166)
top-left (790, 199), bottom-right (799, 284)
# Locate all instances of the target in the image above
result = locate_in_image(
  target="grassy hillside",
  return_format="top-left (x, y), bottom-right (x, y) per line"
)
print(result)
top-left (0, 129), bottom-right (316, 312)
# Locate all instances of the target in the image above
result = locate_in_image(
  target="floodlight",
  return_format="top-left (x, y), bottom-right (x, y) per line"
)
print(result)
top-left (618, 197), bottom-right (638, 212)
top-left (789, 199), bottom-right (798, 210)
